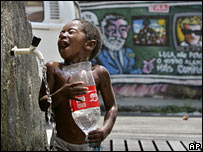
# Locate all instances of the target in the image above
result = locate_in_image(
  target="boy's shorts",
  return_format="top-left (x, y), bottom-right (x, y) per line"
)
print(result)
top-left (50, 132), bottom-right (89, 151)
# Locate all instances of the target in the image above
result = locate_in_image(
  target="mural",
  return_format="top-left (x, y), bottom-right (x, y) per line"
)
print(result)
top-left (156, 51), bottom-right (202, 74)
top-left (81, 11), bottom-right (99, 26)
top-left (82, 13), bottom-right (142, 74)
top-left (174, 13), bottom-right (202, 51)
top-left (113, 84), bottom-right (168, 97)
top-left (81, 2), bottom-right (202, 85)
top-left (92, 14), bottom-right (142, 74)
top-left (132, 17), bottom-right (168, 46)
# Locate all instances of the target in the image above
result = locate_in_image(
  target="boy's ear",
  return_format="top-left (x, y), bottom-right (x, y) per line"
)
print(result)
top-left (85, 40), bottom-right (97, 52)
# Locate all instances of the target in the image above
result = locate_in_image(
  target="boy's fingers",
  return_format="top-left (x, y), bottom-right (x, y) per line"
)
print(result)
top-left (88, 139), bottom-right (98, 143)
top-left (88, 133), bottom-right (100, 139)
top-left (70, 81), bottom-right (85, 88)
top-left (88, 133), bottom-right (100, 141)
top-left (73, 90), bottom-right (88, 97)
top-left (66, 75), bottom-right (72, 83)
top-left (72, 87), bottom-right (88, 92)
top-left (88, 130), bottom-right (99, 135)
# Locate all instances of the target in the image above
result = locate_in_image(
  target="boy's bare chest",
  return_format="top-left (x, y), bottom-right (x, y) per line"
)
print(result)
top-left (54, 66), bottom-right (100, 91)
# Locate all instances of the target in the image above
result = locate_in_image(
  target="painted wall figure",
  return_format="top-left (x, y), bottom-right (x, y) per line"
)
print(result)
top-left (92, 14), bottom-right (142, 74)
top-left (178, 16), bottom-right (202, 47)
top-left (81, 11), bottom-right (99, 26)
top-left (133, 18), bottom-right (167, 46)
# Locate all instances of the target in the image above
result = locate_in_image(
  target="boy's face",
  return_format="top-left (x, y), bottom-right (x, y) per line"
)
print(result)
top-left (58, 20), bottom-right (87, 60)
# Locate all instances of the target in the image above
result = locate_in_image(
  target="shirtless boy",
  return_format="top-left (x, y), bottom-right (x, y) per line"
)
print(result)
top-left (38, 19), bottom-right (118, 151)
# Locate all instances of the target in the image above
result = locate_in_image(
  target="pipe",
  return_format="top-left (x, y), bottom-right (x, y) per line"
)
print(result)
top-left (10, 36), bottom-right (44, 61)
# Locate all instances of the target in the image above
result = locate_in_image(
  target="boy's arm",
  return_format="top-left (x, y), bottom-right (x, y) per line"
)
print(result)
top-left (100, 67), bottom-right (118, 137)
top-left (88, 66), bottom-right (118, 147)
top-left (38, 62), bottom-right (88, 112)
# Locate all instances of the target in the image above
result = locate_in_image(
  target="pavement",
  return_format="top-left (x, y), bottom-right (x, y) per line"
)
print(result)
top-left (99, 95), bottom-right (202, 117)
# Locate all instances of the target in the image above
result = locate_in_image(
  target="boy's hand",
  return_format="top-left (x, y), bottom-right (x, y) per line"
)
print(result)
top-left (61, 75), bottom-right (88, 101)
top-left (87, 128), bottom-right (106, 148)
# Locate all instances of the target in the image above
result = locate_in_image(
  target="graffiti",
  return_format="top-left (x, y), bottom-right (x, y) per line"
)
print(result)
top-left (101, 14), bottom-right (129, 51)
top-left (113, 84), bottom-right (168, 97)
top-left (156, 51), bottom-right (202, 74)
top-left (81, 3), bottom-right (202, 86)
top-left (143, 58), bottom-right (156, 74)
top-left (132, 17), bottom-right (168, 46)
top-left (173, 13), bottom-right (202, 51)
top-left (92, 13), bottom-right (142, 74)
top-left (81, 11), bottom-right (99, 26)
top-left (149, 4), bottom-right (169, 13)
top-left (178, 16), bottom-right (202, 47)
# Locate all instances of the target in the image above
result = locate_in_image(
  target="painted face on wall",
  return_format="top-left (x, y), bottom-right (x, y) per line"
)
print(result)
top-left (103, 18), bottom-right (130, 51)
top-left (106, 19), bottom-right (129, 39)
top-left (183, 24), bottom-right (201, 46)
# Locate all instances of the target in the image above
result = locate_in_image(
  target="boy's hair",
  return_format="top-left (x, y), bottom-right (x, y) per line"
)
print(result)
top-left (73, 19), bottom-right (102, 60)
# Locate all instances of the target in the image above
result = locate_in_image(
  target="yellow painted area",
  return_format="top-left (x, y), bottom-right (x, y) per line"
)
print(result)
top-left (158, 19), bottom-right (166, 26)
top-left (177, 19), bottom-right (185, 42)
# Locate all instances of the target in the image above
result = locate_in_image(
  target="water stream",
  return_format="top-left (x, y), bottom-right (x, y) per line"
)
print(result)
top-left (39, 60), bottom-right (55, 128)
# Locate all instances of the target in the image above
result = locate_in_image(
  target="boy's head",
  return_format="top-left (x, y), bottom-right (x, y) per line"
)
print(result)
top-left (58, 19), bottom-right (102, 62)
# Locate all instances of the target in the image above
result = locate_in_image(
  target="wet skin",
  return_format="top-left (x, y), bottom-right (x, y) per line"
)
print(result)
top-left (38, 20), bottom-right (118, 148)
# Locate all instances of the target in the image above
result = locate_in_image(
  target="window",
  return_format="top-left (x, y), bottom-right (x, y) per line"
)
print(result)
top-left (24, 1), bottom-right (44, 22)
top-left (132, 16), bottom-right (169, 46)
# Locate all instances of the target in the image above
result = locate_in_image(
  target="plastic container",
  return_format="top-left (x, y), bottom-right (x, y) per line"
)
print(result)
top-left (62, 62), bottom-right (101, 136)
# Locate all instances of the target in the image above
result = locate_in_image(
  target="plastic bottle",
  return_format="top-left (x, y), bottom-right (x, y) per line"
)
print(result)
top-left (63, 62), bottom-right (101, 150)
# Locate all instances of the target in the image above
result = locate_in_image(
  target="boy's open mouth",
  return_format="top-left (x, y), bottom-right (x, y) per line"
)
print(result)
top-left (60, 41), bottom-right (70, 49)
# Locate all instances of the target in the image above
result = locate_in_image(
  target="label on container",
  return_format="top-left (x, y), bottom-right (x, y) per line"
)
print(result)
top-left (69, 86), bottom-right (100, 112)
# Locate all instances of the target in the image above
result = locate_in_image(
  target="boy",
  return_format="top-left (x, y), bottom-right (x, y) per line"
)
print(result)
top-left (38, 19), bottom-right (118, 151)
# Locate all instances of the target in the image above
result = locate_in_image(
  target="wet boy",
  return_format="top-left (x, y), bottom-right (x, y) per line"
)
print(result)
top-left (38, 19), bottom-right (118, 151)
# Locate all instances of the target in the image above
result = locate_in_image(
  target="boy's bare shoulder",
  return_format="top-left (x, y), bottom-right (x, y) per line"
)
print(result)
top-left (45, 61), bottom-right (60, 72)
top-left (93, 65), bottom-right (111, 80)
top-left (45, 60), bottom-right (59, 66)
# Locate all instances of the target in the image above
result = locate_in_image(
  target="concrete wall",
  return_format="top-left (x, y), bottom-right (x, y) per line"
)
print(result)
top-left (1, 1), bottom-right (47, 150)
